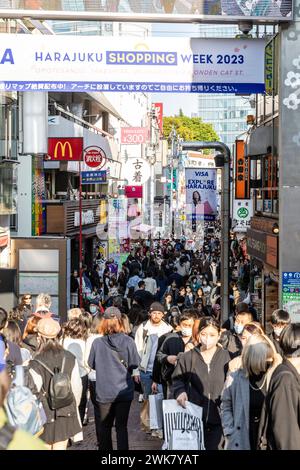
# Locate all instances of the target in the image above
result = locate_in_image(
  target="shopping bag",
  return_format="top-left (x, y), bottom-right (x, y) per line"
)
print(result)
top-left (170, 429), bottom-right (200, 450)
top-left (140, 399), bottom-right (150, 432)
top-left (149, 393), bottom-right (164, 430)
top-left (163, 399), bottom-right (205, 450)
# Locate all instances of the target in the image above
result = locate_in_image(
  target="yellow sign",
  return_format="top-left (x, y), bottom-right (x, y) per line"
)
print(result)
top-left (54, 140), bottom-right (72, 159)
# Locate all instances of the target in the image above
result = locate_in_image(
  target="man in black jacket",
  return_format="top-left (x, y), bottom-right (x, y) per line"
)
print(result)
top-left (154, 311), bottom-right (196, 398)
top-left (133, 281), bottom-right (154, 311)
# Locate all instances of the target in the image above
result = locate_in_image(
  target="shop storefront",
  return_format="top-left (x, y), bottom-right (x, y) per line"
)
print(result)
top-left (45, 199), bottom-right (101, 270)
top-left (247, 216), bottom-right (279, 329)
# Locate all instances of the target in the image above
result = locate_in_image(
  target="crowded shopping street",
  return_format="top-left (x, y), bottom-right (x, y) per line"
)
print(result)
top-left (0, 0), bottom-right (299, 458)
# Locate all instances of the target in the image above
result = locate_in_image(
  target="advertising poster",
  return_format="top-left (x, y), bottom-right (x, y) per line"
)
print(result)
top-left (185, 168), bottom-right (218, 228)
top-left (109, 198), bottom-right (128, 240)
top-left (282, 272), bottom-right (300, 322)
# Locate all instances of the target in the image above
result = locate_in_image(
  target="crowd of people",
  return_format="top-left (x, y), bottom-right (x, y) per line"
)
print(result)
top-left (0, 223), bottom-right (299, 450)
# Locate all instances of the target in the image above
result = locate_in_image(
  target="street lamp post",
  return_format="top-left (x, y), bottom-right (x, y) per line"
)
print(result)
top-left (181, 141), bottom-right (231, 323)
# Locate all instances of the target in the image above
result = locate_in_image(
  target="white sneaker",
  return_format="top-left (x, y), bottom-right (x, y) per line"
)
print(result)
top-left (151, 429), bottom-right (163, 439)
top-left (138, 394), bottom-right (144, 403)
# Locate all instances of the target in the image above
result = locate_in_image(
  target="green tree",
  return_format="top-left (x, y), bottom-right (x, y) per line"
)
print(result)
top-left (163, 115), bottom-right (219, 143)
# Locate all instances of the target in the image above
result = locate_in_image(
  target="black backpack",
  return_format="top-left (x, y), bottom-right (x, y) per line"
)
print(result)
top-left (34, 356), bottom-right (75, 410)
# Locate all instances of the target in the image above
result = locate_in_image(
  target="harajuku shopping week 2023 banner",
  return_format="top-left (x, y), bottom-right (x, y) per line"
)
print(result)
top-left (0, 35), bottom-right (265, 94)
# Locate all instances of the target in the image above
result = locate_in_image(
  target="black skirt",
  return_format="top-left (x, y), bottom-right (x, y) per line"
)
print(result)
top-left (41, 414), bottom-right (82, 444)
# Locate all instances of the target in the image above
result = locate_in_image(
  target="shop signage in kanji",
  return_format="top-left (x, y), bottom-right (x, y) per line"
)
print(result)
top-left (233, 199), bottom-right (253, 233)
top-left (126, 158), bottom-right (151, 185)
top-left (84, 146), bottom-right (107, 169)
top-left (235, 140), bottom-right (250, 199)
top-left (81, 170), bottom-right (107, 185)
top-left (152, 103), bottom-right (163, 134)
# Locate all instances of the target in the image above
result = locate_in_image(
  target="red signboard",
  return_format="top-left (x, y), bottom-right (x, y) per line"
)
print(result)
top-left (125, 186), bottom-right (143, 198)
top-left (235, 140), bottom-right (250, 199)
top-left (121, 127), bottom-right (149, 145)
top-left (153, 102), bottom-right (163, 134)
top-left (47, 138), bottom-right (83, 161)
top-left (84, 146), bottom-right (107, 169)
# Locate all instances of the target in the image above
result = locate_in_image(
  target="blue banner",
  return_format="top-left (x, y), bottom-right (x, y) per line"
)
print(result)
top-left (82, 170), bottom-right (107, 184)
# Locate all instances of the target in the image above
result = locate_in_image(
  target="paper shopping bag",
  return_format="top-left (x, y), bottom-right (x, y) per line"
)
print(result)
top-left (149, 393), bottom-right (164, 430)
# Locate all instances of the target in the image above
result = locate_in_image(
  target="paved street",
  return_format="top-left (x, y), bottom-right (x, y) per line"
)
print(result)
top-left (70, 395), bottom-right (163, 451)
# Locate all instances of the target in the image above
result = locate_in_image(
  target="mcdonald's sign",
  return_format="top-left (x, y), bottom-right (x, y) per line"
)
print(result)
top-left (47, 138), bottom-right (83, 161)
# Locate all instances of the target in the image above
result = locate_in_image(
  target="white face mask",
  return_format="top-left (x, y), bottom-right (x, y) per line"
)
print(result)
top-left (90, 306), bottom-right (97, 315)
top-left (274, 327), bottom-right (284, 338)
top-left (234, 324), bottom-right (244, 335)
top-left (200, 334), bottom-right (218, 349)
top-left (181, 327), bottom-right (193, 337)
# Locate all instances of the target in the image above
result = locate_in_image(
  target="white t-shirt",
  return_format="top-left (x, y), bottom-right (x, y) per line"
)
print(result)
top-left (62, 337), bottom-right (89, 378)
top-left (144, 277), bottom-right (157, 295)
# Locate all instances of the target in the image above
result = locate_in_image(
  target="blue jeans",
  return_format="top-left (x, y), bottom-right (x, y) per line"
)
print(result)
top-left (140, 371), bottom-right (153, 399)
top-left (140, 371), bottom-right (163, 399)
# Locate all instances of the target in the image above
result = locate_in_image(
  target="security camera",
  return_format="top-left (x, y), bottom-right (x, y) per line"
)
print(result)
top-left (238, 21), bottom-right (253, 35)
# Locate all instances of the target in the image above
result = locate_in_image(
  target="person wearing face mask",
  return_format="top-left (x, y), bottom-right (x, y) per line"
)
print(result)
top-left (173, 317), bottom-right (231, 449)
top-left (155, 311), bottom-right (196, 399)
top-left (184, 285), bottom-right (195, 308)
top-left (267, 309), bottom-right (291, 355)
top-left (220, 309), bottom-right (254, 357)
top-left (221, 334), bottom-right (282, 450)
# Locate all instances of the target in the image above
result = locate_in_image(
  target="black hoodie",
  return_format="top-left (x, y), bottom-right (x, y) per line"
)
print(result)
top-left (172, 346), bottom-right (230, 426)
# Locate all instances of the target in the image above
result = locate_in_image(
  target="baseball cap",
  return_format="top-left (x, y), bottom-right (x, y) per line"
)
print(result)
top-left (103, 307), bottom-right (122, 319)
top-left (149, 302), bottom-right (165, 314)
top-left (0, 337), bottom-right (6, 373)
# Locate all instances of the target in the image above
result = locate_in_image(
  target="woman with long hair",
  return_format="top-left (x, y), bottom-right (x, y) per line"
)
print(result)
top-left (88, 307), bottom-right (140, 450)
top-left (22, 316), bottom-right (41, 356)
top-left (3, 320), bottom-right (32, 365)
top-left (28, 318), bottom-right (82, 450)
top-left (221, 333), bottom-right (282, 450)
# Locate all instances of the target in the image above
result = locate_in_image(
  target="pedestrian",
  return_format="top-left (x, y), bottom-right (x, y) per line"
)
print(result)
top-left (70, 271), bottom-right (79, 307)
top-left (29, 318), bottom-right (82, 450)
top-left (88, 307), bottom-right (140, 450)
top-left (184, 285), bottom-right (195, 308)
top-left (220, 307), bottom-right (254, 357)
top-left (134, 302), bottom-right (172, 397)
top-left (221, 334), bottom-right (281, 450)
top-left (62, 318), bottom-right (90, 425)
top-left (156, 310), bottom-right (196, 398)
top-left (258, 323), bottom-right (300, 449)
top-left (0, 308), bottom-right (22, 370)
top-left (15, 294), bottom-right (33, 335)
top-left (228, 322), bottom-right (265, 373)
top-left (155, 269), bottom-right (167, 302)
top-left (173, 316), bottom-right (231, 450)
top-left (0, 337), bottom-right (46, 450)
top-left (268, 309), bottom-right (291, 355)
top-left (22, 316), bottom-right (40, 357)
top-left (84, 313), bottom-right (104, 446)
top-left (3, 320), bottom-right (32, 365)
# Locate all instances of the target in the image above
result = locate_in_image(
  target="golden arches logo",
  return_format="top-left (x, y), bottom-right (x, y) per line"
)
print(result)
top-left (54, 141), bottom-right (73, 159)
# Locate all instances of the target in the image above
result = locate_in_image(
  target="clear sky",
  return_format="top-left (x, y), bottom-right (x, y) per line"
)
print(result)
top-left (151, 23), bottom-right (201, 117)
